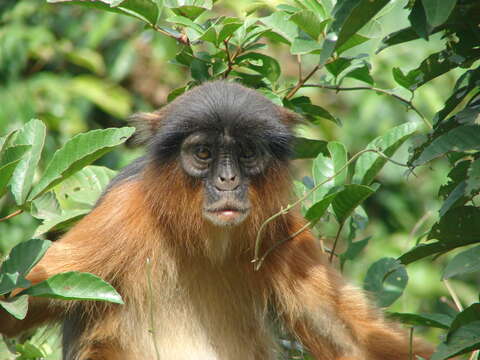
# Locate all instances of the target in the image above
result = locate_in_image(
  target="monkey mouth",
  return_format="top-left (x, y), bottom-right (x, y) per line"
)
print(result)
top-left (203, 205), bottom-right (250, 226)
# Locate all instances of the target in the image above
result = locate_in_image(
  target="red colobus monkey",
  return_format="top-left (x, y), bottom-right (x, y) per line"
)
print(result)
top-left (0, 81), bottom-right (432, 360)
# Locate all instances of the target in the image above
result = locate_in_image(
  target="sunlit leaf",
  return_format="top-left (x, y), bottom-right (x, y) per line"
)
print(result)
top-left (1, 239), bottom-right (52, 277)
top-left (34, 209), bottom-right (89, 237)
top-left (21, 271), bottom-right (124, 304)
top-left (28, 127), bottom-right (135, 201)
top-left (332, 184), bottom-right (374, 224)
top-left (320, 0), bottom-right (389, 66)
top-left (9, 119), bottom-right (46, 205)
top-left (0, 295), bottom-right (29, 320)
top-left (353, 122), bottom-right (418, 185)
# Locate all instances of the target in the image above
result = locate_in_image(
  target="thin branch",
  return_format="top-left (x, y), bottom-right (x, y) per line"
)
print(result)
top-left (0, 209), bottom-right (23, 223)
top-left (329, 222), bottom-right (345, 263)
top-left (252, 148), bottom-right (412, 269)
top-left (409, 211), bottom-right (432, 239)
top-left (254, 222), bottom-right (311, 271)
top-left (150, 25), bottom-right (189, 45)
top-left (146, 258), bottom-right (161, 360)
top-left (303, 84), bottom-right (432, 129)
top-left (409, 327), bottom-right (414, 360)
top-left (442, 279), bottom-right (463, 311)
top-left (285, 64), bottom-right (320, 100)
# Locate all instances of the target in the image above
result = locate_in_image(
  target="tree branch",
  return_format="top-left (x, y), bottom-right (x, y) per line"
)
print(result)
top-left (0, 210), bottom-right (23, 223)
top-left (303, 84), bottom-right (432, 129)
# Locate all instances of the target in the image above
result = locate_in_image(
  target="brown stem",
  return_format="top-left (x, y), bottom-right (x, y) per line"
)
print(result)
top-left (0, 210), bottom-right (23, 223)
top-left (303, 84), bottom-right (432, 129)
top-left (151, 25), bottom-right (190, 45)
top-left (285, 64), bottom-right (320, 100)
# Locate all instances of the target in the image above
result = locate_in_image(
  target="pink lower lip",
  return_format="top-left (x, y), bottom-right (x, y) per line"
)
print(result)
top-left (219, 210), bottom-right (237, 217)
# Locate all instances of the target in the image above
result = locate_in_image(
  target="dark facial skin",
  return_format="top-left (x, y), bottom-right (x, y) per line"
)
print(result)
top-left (180, 130), bottom-right (269, 227)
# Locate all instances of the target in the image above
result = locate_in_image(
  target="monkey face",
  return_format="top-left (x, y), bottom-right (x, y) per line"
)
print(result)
top-left (147, 81), bottom-right (294, 227)
top-left (180, 130), bottom-right (270, 227)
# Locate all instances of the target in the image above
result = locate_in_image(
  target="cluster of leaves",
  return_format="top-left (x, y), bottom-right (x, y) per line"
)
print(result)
top-left (0, 0), bottom-right (479, 359)
top-left (0, 120), bottom-right (130, 357)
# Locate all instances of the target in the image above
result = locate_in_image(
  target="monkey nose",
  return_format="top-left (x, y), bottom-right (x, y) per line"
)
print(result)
top-left (215, 173), bottom-right (240, 191)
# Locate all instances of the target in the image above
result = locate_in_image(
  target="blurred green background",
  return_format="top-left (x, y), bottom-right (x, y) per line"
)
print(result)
top-left (0, 0), bottom-right (477, 358)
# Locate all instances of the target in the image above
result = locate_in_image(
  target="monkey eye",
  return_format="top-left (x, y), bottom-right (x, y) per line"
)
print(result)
top-left (240, 144), bottom-right (256, 160)
top-left (194, 145), bottom-right (212, 161)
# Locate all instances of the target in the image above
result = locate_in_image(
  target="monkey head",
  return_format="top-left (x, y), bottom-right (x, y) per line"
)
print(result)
top-left (136, 81), bottom-right (294, 227)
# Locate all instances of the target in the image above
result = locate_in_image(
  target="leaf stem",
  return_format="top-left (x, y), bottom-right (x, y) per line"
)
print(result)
top-left (302, 84), bottom-right (432, 129)
top-left (442, 279), bottom-right (463, 311)
top-left (146, 258), bottom-right (161, 360)
top-left (0, 210), bottom-right (23, 223)
top-left (329, 222), bottom-right (345, 263)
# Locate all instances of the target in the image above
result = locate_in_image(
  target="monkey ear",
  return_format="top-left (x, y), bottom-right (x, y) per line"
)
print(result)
top-left (127, 110), bottom-right (165, 145)
top-left (278, 107), bottom-right (302, 129)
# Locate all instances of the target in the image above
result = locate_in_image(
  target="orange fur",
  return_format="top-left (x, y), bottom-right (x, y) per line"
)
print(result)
top-left (0, 159), bottom-right (433, 360)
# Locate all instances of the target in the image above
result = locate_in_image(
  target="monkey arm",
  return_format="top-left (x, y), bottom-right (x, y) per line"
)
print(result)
top-left (265, 222), bottom-right (433, 360)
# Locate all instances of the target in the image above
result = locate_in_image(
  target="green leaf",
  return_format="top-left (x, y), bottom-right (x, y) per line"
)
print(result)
top-left (290, 38), bottom-right (322, 55)
top-left (0, 295), bottom-right (29, 320)
top-left (319, 0), bottom-right (389, 66)
top-left (394, 49), bottom-right (480, 92)
top-left (336, 33), bottom-right (369, 54)
top-left (167, 86), bottom-right (188, 102)
top-left (363, 257), bottom-right (408, 307)
top-left (21, 271), bottom-right (124, 304)
top-left (392, 67), bottom-right (421, 91)
top-left (166, 14), bottom-right (203, 34)
top-left (217, 19), bottom-right (242, 44)
top-left (55, 165), bottom-right (117, 210)
top-left (332, 184), bottom-right (375, 224)
top-left (0, 145), bottom-right (31, 198)
top-left (293, 137), bottom-right (328, 159)
top-left (439, 180), bottom-right (467, 216)
top-left (289, 10), bottom-right (328, 40)
top-left (287, 97), bottom-right (340, 125)
top-left (9, 119), bottom-right (46, 205)
top-left (70, 75), bottom-right (132, 118)
top-left (413, 125), bottom-right (480, 166)
top-left (432, 321), bottom-right (480, 359)
top-left (31, 192), bottom-right (61, 220)
top-left (28, 127), bottom-right (135, 201)
top-left (343, 63), bottom-right (373, 85)
top-left (293, 0), bottom-right (327, 19)
top-left (190, 58), bottom-right (210, 82)
top-left (326, 57), bottom-right (352, 77)
top-left (305, 193), bottom-right (337, 226)
top-left (353, 122), bottom-right (418, 185)
top-left (0, 273), bottom-right (31, 295)
top-left (327, 142), bottom-right (347, 186)
top-left (442, 245), bottom-right (480, 279)
top-left (1, 239), bottom-right (52, 277)
top-left (312, 153), bottom-right (334, 202)
top-left (466, 157), bottom-right (480, 196)
top-left (0, 130), bottom-right (18, 154)
top-left (15, 342), bottom-right (46, 359)
top-left (421, 0), bottom-right (457, 27)
top-left (260, 11), bottom-right (298, 44)
top-left (235, 53), bottom-right (281, 83)
top-left (165, 0), bottom-right (212, 20)
top-left (34, 209), bottom-right (89, 237)
top-left (409, 0), bottom-right (431, 40)
top-left (388, 312), bottom-right (452, 329)
top-left (48, 0), bottom-right (160, 26)
top-left (340, 236), bottom-right (370, 267)
top-left (399, 206), bottom-right (480, 264)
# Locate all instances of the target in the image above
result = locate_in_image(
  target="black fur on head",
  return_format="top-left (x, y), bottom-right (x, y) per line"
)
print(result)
top-left (148, 81), bottom-right (294, 164)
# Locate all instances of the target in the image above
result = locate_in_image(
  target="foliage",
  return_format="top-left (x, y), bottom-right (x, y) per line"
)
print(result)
top-left (0, 0), bottom-right (479, 358)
